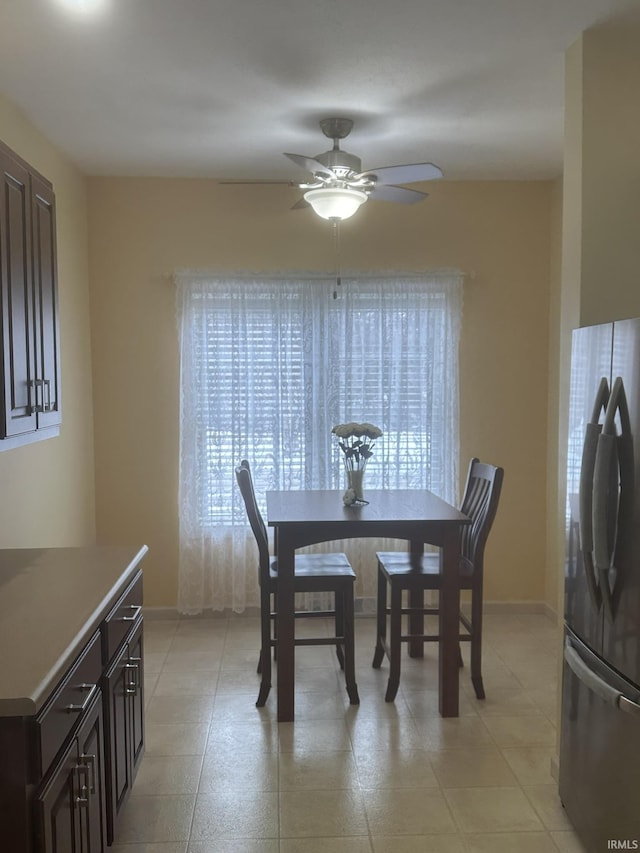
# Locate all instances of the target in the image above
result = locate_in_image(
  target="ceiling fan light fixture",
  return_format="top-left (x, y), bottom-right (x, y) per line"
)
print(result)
top-left (303, 187), bottom-right (368, 221)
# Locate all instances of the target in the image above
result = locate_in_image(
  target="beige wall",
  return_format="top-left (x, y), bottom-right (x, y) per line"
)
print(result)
top-left (0, 94), bottom-right (96, 547)
top-left (579, 23), bottom-right (640, 325)
top-left (88, 177), bottom-right (553, 608)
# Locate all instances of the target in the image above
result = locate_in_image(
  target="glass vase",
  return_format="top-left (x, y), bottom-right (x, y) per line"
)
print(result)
top-left (347, 468), bottom-right (365, 501)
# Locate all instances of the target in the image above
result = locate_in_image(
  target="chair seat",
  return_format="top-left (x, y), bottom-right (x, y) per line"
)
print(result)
top-left (376, 551), bottom-right (474, 583)
top-left (270, 552), bottom-right (356, 581)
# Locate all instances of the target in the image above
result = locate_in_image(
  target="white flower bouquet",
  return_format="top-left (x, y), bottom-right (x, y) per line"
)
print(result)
top-left (331, 422), bottom-right (383, 472)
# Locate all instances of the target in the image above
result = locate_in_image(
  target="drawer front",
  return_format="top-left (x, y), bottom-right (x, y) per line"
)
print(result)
top-left (104, 571), bottom-right (143, 664)
top-left (36, 630), bottom-right (102, 776)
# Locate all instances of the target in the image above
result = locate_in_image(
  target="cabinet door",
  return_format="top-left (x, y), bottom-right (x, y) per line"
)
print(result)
top-left (35, 737), bottom-right (81, 853)
top-left (128, 619), bottom-right (145, 778)
top-left (103, 618), bottom-right (145, 845)
top-left (77, 696), bottom-right (107, 853)
top-left (31, 173), bottom-right (61, 428)
top-left (0, 146), bottom-right (37, 436)
top-left (35, 693), bottom-right (106, 853)
top-left (104, 642), bottom-right (132, 843)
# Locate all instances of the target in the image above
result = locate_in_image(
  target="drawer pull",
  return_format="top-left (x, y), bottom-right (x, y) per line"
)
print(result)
top-left (115, 604), bottom-right (142, 622)
top-left (124, 661), bottom-right (140, 695)
top-left (65, 683), bottom-right (98, 713)
top-left (81, 753), bottom-right (97, 794)
top-left (75, 765), bottom-right (90, 806)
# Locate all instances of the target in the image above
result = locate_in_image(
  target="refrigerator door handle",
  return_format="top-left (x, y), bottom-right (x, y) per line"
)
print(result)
top-left (593, 377), bottom-right (634, 623)
top-left (564, 639), bottom-right (621, 706)
top-left (619, 695), bottom-right (640, 717)
top-left (578, 377), bottom-right (609, 609)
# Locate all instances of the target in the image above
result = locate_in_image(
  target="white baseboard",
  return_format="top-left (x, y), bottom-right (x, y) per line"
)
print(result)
top-left (144, 600), bottom-right (558, 622)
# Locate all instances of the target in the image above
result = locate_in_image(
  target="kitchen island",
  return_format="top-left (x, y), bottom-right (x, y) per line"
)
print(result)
top-left (0, 545), bottom-right (148, 852)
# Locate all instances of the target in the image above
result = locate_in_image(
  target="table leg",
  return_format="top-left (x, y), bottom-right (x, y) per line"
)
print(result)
top-left (276, 534), bottom-right (295, 722)
top-left (439, 527), bottom-right (460, 717)
top-left (408, 538), bottom-right (425, 658)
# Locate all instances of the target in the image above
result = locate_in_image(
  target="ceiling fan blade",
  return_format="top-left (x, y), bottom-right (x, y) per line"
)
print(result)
top-left (291, 197), bottom-right (310, 210)
top-left (356, 162), bottom-right (442, 186)
top-left (283, 152), bottom-right (336, 181)
top-left (218, 179), bottom-right (296, 185)
top-left (368, 184), bottom-right (428, 204)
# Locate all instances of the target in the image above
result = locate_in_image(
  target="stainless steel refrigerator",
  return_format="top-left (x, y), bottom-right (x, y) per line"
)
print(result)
top-left (560, 317), bottom-right (640, 851)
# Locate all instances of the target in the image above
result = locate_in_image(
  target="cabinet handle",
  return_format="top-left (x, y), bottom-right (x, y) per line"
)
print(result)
top-left (116, 604), bottom-right (142, 622)
top-left (74, 765), bottom-right (89, 806)
top-left (80, 753), bottom-right (97, 794)
top-left (124, 661), bottom-right (140, 695)
top-left (65, 682), bottom-right (98, 713)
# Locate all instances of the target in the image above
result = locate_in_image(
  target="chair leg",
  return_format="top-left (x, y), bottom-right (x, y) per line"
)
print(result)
top-left (469, 583), bottom-right (485, 700)
top-left (385, 582), bottom-right (402, 702)
top-left (256, 588), bottom-right (272, 707)
top-left (342, 585), bottom-right (359, 705)
top-left (458, 644), bottom-right (464, 668)
top-left (372, 563), bottom-right (387, 669)
top-left (335, 591), bottom-right (345, 671)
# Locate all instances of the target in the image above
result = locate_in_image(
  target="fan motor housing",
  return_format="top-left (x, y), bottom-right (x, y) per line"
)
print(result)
top-left (315, 148), bottom-right (362, 178)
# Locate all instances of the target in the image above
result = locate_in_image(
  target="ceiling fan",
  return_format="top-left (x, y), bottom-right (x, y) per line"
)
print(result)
top-left (223, 117), bottom-right (443, 221)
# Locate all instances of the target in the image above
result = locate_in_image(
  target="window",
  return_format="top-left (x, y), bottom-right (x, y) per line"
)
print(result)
top-left (176, 272), bottom-right (463, 613)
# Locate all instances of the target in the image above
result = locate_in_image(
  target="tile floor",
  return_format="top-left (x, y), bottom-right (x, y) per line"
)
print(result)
top-left (110, 611), bottom-right (588, 853)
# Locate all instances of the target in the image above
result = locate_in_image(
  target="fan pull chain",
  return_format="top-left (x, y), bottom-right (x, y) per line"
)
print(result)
top-left (332, 219), bottom-right (342, 299)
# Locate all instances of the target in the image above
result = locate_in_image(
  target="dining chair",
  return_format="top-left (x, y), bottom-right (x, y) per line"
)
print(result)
top-left (235, 460), bottom-right (360, 707)
top-left (372, 457), bottom-right (504, 702)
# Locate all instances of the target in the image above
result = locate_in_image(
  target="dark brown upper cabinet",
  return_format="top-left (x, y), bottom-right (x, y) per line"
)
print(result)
top-left (0, 140), bottom-right (61, 444)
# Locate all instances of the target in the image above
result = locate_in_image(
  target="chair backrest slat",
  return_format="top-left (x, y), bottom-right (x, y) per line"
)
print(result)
top-left (235, 460), bottom-right (270, 579)
top-left (459, 457), bottom-right (504, 571)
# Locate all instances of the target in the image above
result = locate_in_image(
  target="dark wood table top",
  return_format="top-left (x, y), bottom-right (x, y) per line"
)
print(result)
top-left (266, 488), bottom-right (469, 527)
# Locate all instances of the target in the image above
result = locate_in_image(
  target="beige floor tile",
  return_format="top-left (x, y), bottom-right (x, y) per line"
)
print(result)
top-left (280, 789), bottom-right (369, 837)
top-left (464, 831), bottom-right (559, 852)
top-left (145, 652), bottom-right (169, 674)
top-left (211, 691), bottom-right (277, 722)
top-left (403, 688), bottom-right (479, 718)
top-left (199, 748), bottom-right (278, 792)
top-left (110, 613), bottom-right (575, 848)
top-left (146, 694), bottom-right (215, 724)
top-left (415, 716), bottom-right (495, 750)
top-left (443, 786), bottom-right (544, 833)
top-left (523, 785), bottom-right (575, 831)
top-left (133, 755), bottom-right (203, 795)
top-left (549, 830), bottom-right (590, 852)
top-left (205, 720), bottom-right (279, 754)
top-left (473, 687), bottom-right (542, 716)
top-left (280, 837), bottom-right (373, 852)
top-left (190, 791), bottom-right (278, 839)
top-left (361, 787), bottom-right (457, 836)
top-left (429, 747), bottom-right (517, 788)
top-left (145, 722), bottom-right (210, 756)
top-left (163, 649), bottom-right (225, 671)
top-left (154, 670), bottom-right (220, 696)
top-left (481, 714), bottom-right (556, 748)
top-left (110, 844), bottom-right (187, 853)
top-left (215, 666), bottom-right (265, 692)
top-left (115, 795), bottom-right (196, 844)
top-left (188, 842), bottom-right (279, 853)
top-left (351, 746), bottom-right (438, 788)
top-left (501, 747), bottom-right (556, 785)
top-left (279, 749), bottom-right (359, 790)
top-left (348, 714), bottom-right (425, 752)
top-left (278, 718), bottom-right (352, 752)
top-left (371, 837), bottom-right (465, 853)
top-left (291, 689), bottom-right (357, 720)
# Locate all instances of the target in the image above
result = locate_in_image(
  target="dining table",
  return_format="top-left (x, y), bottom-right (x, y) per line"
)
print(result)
top-left (266, 487), bottom-right (471, 722)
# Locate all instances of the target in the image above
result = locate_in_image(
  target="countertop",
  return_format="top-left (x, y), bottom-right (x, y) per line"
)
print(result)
top-left (0, 545), bottom-right (148, 717)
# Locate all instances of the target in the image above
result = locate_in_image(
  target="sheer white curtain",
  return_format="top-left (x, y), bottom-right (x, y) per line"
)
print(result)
top-left (176, 271), bottom-right (463, 614)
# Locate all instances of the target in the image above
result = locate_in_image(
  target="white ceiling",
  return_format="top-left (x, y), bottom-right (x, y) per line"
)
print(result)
top-left (0, 0), bottom-right (638, 181)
